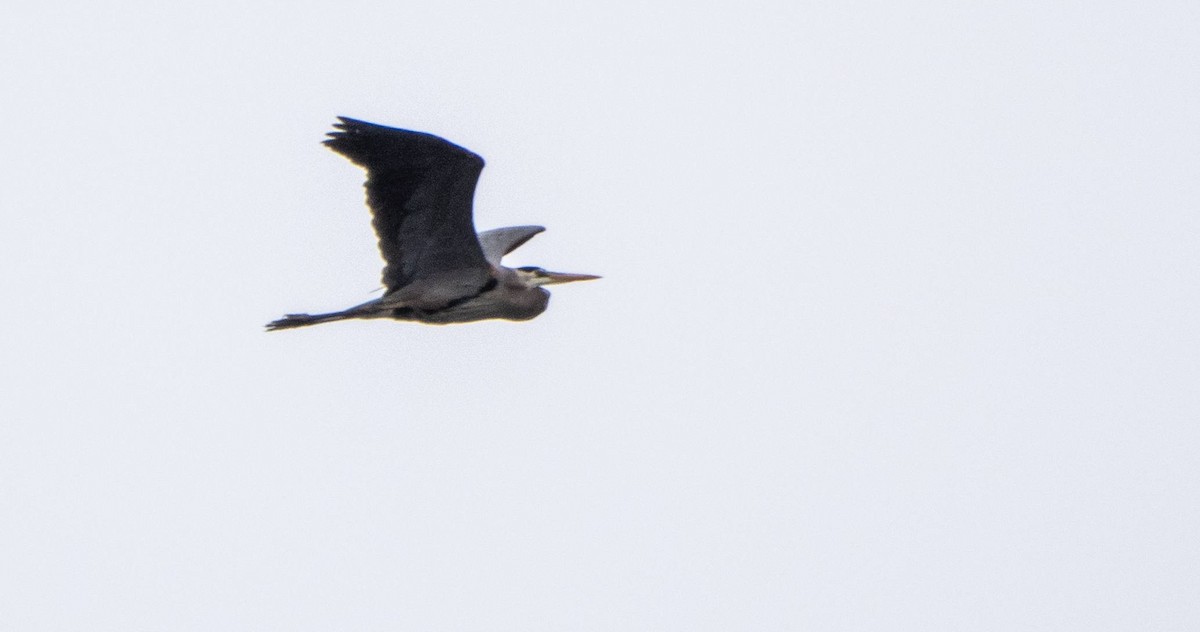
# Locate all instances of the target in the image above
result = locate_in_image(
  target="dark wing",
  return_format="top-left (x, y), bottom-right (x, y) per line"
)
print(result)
top-left (324, 117), bottom-right (492, 306)
top-left (478, 225), bottom-right (545, 266)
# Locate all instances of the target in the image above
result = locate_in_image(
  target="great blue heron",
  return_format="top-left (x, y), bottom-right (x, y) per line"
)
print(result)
top-left (267, 117), bottom-right (599, 331)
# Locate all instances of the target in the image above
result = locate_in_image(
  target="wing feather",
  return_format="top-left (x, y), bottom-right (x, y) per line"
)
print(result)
top-left (323, 117), bottom-right (491, 304)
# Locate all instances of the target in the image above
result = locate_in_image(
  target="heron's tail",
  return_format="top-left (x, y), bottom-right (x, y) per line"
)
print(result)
top-left (265, 310), bottom-right (355, 331)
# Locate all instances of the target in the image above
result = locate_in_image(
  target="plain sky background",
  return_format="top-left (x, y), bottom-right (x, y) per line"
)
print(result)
top-left (2, 1), bottom-right (1198, 630)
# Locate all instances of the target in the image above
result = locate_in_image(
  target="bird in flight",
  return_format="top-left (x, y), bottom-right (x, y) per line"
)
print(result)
top-left (267, 117), bottom-right (599, 331)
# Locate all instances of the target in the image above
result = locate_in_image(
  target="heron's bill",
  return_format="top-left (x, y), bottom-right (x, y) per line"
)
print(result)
top-left (543, 271), bottom-right (601, 285)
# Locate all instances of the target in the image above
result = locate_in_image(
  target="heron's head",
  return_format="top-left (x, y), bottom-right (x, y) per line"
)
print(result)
top-left (516, 266), bottom-right (601, 287)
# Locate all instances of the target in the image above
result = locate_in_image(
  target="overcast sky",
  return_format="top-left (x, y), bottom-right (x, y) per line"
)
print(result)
top-left (2, 1), bottom-right (1198, 630)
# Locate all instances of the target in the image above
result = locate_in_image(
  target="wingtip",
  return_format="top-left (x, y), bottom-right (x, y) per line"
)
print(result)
top-left (327, 116), bottom-right (362, 136)
top-left (332, 116), bottom-right (377, 130)
top-left (320, 117), bottom-right (484, 167)
top-left (325, 117), bottom-right (358, 144)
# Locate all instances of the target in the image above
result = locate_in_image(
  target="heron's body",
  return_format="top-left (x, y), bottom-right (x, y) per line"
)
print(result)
top-left (267, 118), bottom-right (597, 331)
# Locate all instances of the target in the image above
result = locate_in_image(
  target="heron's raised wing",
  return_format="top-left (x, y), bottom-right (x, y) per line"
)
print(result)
top-left (478, 225), bottom-right (545, 266)
top-left (324, 117), bottom-right (491, 305)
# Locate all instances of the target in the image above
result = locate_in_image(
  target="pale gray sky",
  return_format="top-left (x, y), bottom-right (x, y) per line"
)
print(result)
top-left (2, 1), bottom-right (1198, 630)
